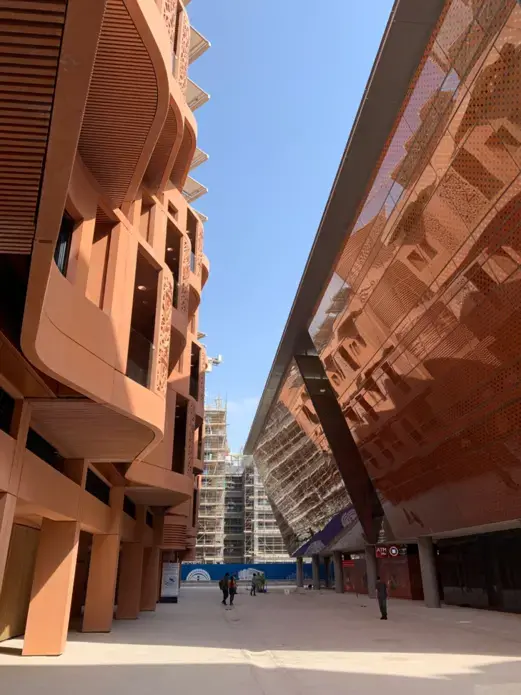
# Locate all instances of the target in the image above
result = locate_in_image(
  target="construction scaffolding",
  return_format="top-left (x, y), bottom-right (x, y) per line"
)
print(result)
top-left (196, 397), bottom-right (228, 563)
top-left (223, 453), bottom-right (245, 563)
top-left (243, 455), bottom-right (289, 564)
top-left (196, 398), bottom-right (289, 564)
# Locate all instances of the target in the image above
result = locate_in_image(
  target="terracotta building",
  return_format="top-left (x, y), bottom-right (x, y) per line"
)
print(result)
top-left (0, 0), bottom-right (209, 654)
top-left (247, 0), bottom-right (521, 612)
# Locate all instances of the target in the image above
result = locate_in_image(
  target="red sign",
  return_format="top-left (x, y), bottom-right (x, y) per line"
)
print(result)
top-left (376, 545), bottom-right (407, 559)
top-left (342, 560), bottom-right (354, 567)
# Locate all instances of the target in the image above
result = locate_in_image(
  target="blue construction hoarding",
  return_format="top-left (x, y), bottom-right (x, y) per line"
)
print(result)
top-left (181, 562), bottom-right (327, 582)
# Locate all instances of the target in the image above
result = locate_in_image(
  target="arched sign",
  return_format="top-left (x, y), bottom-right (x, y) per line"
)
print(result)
top-left (185, 569), bottom-right (212, 582)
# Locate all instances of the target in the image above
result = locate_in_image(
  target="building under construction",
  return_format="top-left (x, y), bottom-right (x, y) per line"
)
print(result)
top-left (243, 456), bottom-right (288, 564)
top-left (196, 398), bottom-right (288, 564)
top-left (196, 398), bottom-right (227, 563)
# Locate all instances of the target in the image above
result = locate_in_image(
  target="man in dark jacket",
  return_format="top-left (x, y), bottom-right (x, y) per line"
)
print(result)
top-left (229, 575), bottom-right (237, 606)
top-left (376, 576), bottom-right (388, 620)
top-left (219, 573), bottom-right (229, 605)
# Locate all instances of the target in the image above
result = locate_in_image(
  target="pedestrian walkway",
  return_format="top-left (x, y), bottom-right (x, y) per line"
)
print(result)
top-left (1, 586), bottom-right (521, 694)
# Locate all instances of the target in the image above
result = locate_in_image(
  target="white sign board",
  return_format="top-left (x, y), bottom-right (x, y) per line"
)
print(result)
top-left (161, 562), bottom-right (180, 600)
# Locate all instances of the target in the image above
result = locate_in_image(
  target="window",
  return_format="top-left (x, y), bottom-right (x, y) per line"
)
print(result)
top-left (123, 495), bottom-right (136, 519)
top-left (172, 398), bottom-right (188, 474)
top-left (168, 201), bottom-right (179, 221)
top-left (187, 209), bottom-right (198, 272)
top-left (452, 148), bottom-right (503, 200)
top-left (407, 249), bottom-right (428, 272)
top-left (26, 429), bottom-right (64, 473)
top-left (401, 417), bottom-right (424, 444)
top-left (192, 489), bottom-right (198, 527)
top-left (189, 343), bottom-right (200, 400)
top-left (126, 250), bottom-right (159, 388)
top-left (86, 468), bottom-right (111, 505)
top-left (54, 212), bottom-right (75, 276)
top-left (338, 344), bottom-right (360, 371)
top-left (0, 387), bottom-right (15, 435)
top-left (165, 219), bottom-right (182, 309)
top-left (146, 510), bottom-right (154, 528)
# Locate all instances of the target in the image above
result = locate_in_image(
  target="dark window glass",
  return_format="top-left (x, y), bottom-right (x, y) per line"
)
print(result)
top-left (26, 428), bottom-right (64, 473)
top-left (85, 468), bottom-right (111, 505)
top-left (146, 510), bottom-right (154, 528)
top-left (54, 212), bottom-right (75, 276)
top-left (0, 387), bottom-right (15, 435)
top-left (123, 495), bottom-right (136, 519)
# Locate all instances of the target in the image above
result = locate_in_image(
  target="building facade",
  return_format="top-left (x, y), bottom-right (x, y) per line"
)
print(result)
top-left (0, 0), bottom-right (209, 654)
top-left (243, 456), bottom-right (289, 564)
top-left (197, 398), bottom-right (227, 563)
top-left (197, 400), bottom-right (287, 564)
top-left (247, 0), bottom-right (521, 613)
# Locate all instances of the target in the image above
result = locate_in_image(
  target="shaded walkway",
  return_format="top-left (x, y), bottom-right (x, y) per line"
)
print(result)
top-left (1, 586), bottom-right (521, 693)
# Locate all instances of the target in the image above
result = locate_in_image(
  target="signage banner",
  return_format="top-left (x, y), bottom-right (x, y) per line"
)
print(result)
top-left (161, 562), bottom-right (180, 600)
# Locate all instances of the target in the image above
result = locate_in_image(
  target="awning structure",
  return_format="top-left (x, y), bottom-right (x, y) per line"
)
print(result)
top-left (187, 78), bottom-right (210, 111)
top-left (190, 147), bottom-right (209, 171)
top-left (194, 209), bottom-right (208, 224)
top-left (190, 26), bottom-right (210, 63)
top-left (183, 175), bottom-right (208, 203)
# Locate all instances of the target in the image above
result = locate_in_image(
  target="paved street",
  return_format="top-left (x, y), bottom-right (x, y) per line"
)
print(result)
top-left (1, 586), bottom-right (521, 694)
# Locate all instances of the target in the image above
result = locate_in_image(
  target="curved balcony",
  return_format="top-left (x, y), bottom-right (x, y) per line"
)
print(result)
top-left (188, 266), bottom-right (202, 317)
top-left (18, 0), bottom-right (209, 469)
top-left (170, 114), bottom-right (197, 191)
top-left (201, 254), bottom-right (210, 289)
top-left (124, 459), bottom-right (193, 507)
top-left (78, 0), bottom-right (173, 208)
top-left (18, 3), bottom-right (167, 464)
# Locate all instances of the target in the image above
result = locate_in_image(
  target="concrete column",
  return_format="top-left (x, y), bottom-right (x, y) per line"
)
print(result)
top-left (23, 519), bottom-right (80, 656)
top-left (82, 486), bottom-right (124, 632)
top-left (296, 556), bottom-right (304, 588)
top-left (418, 537), bottom-right (441, 608)
top-left (333, 551), bottom-right (344, 594)
top-left (82, 534), bottom-right (120, 632)
top-left (116, 541), bottom-right (144, 619)
top-left (365, 545), bottom-right (377, 599)
top-left (312, 554), bottom-right (320, 590)
top-left (0, 493), bottom-right (16, 597)
top-left (323, 556), bottom-right (331, 588)
top-left (141, 546), bottom-right (161, 611)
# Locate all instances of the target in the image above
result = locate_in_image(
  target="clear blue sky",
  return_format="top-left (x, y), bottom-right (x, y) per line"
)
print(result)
top-left (188, 0), bottom-right (395, 451)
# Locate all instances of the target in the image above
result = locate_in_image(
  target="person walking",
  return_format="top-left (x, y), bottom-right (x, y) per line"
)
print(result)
top-left (219, 573), bottom-right (230, 605)
top-left (250, 573), bottom-right (257, 597)
top-left (376, 575), bottom-right (388, 620)
top-left (229, 574), bottom-right (237, 606)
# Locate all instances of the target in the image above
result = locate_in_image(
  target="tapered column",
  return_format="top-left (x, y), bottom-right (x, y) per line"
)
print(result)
top-left (23, 520), bottom-right (80, 656)
top-left (365, 545), bottom-right (377, 598)
top-left (296, 556), bottom-right (304, 588)
top-left (141, 546), bottom-right (161, 611)
top-left (418, 537), bottom-right (441, 608)
top-left (324, 556), bottom-right (331, 588)
top-left (116, 542), bottom-right (144, 619)
top-left (294, 335), bottom-right (384, 544)
top-left (312, 554), bottom-right (320, 590)
top-left (0, 493), bottom-right (16, 597)
top-left (333, 551), bottom-right (344, 594)
top-left (82, 535), bottom-right (120, 631)
top-left (83, 486), bottom-right (124, 632)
